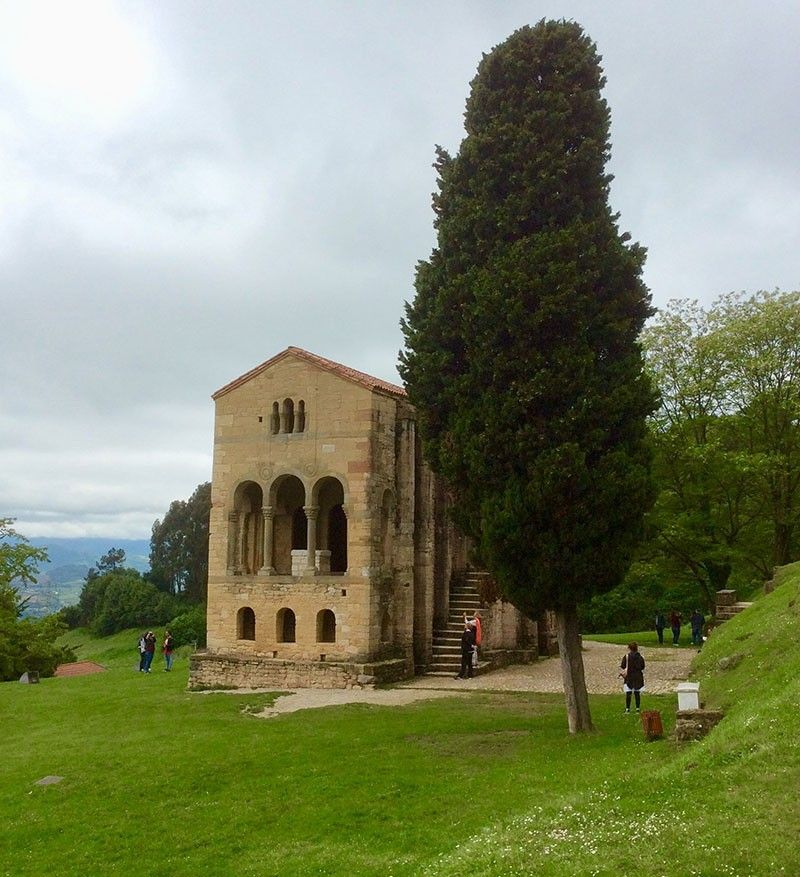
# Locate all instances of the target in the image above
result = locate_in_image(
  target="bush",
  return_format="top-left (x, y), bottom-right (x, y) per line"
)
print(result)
top-left (169, 604), bottom-right (206, 648)
top-left (0, 612), bottom-right (75, 681)
top-left (90, 571), bottom-right (166, 636)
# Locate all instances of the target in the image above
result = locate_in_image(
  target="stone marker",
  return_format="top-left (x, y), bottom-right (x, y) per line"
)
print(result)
top-left (19, 671), bottom-right (40, 684)
top-left (35, 776), bottom-right (64, 786)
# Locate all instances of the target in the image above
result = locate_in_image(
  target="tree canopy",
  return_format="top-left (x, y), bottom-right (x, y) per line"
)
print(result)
top-left (149, 482), bottom-right (211, 602)
top-left (639, 290), bottom-right (800, 603)
top-left (400, 21), bottom-right (655, 732)
top-left (0, 518), bottom-right (72, 680)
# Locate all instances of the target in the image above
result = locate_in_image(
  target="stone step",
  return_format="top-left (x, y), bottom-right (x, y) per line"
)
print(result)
top-left (426, 661), bottom-right (493, 677)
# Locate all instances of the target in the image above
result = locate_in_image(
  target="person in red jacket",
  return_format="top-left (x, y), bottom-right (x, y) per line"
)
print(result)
top-left (669, 610), bottom-right (682, 646)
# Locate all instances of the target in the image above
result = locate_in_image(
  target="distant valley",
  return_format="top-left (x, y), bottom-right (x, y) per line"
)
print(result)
top-left (20, 537), bottom-right (150, 617)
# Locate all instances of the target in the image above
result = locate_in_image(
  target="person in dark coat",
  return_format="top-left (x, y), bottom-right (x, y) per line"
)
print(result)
top-left (669, 609), bottom-right (682, 646)
top-left (620, 642), bottom-right (645, 713)
top-left (654, 610), bottom-right (666, 645)
top-left (456, 620), bottom-right (476, 679)
top-left (690, 610), bottom-right (705, 646)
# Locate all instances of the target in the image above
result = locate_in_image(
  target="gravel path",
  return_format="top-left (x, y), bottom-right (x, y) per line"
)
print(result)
top-left (252, 640), bottom-right (694, 717)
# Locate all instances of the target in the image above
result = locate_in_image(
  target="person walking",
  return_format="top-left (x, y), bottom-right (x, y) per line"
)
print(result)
top-left (456, 619), bottom-right (476, 679)
top-left (143, 631), bottom-right (156, 673)
top-left (620, 642), bottom-right (646, 713)
top-left (669, 609), bottom-right (682, 646)
top-left (654, 610), bottom-right (666, 645)
top-left (163, 630), bottom-right (175, 671)
top-left (138, 632), bottom-right (148, 672)
top-left (690, 609), bottom-right (705, 646)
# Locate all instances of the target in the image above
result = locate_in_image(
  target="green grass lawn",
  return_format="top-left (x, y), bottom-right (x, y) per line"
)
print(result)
top-left (585, 625), bottom-right (698, 649)
top-left (3, 571), bottom-right (800, 877)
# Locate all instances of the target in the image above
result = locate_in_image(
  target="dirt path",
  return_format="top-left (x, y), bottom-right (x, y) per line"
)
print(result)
top-left (252, 640), bottom-right (694, 717)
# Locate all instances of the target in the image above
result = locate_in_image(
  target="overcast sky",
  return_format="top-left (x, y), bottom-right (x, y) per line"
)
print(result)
top-left (1, 0), bottom-right (798, 540)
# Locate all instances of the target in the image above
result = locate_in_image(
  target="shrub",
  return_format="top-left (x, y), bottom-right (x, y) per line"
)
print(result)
top-left (170, 604), bottom-right (206, 648)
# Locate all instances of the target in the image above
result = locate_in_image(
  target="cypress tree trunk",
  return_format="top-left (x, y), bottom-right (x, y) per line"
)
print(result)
top-left (556, 604), bottom-right (594, 733)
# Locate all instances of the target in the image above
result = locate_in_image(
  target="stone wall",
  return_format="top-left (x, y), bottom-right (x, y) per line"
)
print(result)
top-left (190, 650), bottom-right (413, 690)
top-left (482, 599), bottom-right (538, 652)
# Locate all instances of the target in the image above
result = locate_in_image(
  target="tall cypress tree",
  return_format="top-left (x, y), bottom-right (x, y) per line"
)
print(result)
top-left (400, 20), bottom-right (656, 733)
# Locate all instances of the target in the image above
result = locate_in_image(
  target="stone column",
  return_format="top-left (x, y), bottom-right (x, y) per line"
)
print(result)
top-left (304, 505), bottom-right (319, 576)
top-left (236, 512), bottom-right (247, 574)
top-left (258, 507), bottom-right (275, 575)
top-left (227, 511), bottom-right (241, 575)
top-left (340, 505), bottom-right (349, 573)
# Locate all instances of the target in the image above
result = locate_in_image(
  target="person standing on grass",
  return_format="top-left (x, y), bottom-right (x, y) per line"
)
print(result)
top-left (654, 609), bottom-right (666, 645)
top-left (143, 631), bottom-right (156, 672)
top-left (620, 642), bottom-right (645, 713)
top-left (138, 632), bottom-right (148, 672)
top-left (669, 609), bottom-right (682, 646)
top-left (163, 629), bottom-right (175, 671)
top-left (456, 619), bottom-right (476, 679)
top-left (690, 609), bottom-right (705, 646)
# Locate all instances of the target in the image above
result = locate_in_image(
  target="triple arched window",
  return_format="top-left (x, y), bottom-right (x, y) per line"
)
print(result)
top-left (237, 607), bottom-right (337, 644)
top-left (270, 399), bottom-right (306, 434)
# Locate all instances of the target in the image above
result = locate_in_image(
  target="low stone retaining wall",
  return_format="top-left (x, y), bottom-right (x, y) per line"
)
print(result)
top-left (189, 650), bottom-right (413, 690)
top-left (483, 648), bottom-right (539, 670)
top-left (675, 708), bottom-right (724, 742)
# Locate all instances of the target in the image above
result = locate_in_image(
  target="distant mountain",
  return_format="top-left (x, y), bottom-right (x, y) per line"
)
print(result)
top-left (19, 538), bottom-right (150, 617)
top-left (28, 537), bottom-right (151, 571)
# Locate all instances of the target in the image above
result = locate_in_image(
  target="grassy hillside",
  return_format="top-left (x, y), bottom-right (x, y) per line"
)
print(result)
top-left (3, 571), bottom-right (800, 876)
top-left (428, 563), bottom-right (800, 876)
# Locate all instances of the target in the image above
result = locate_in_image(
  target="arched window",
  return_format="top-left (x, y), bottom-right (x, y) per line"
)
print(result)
top-left (237, 607), bottom-right (256, 641)
top-left (281, 398), bottom-right (295, 433)
top-left (232, 481), bottom-right (263, 574)
top-left (270, 475), bottom-right (307, 575)
top-left (315, 477), bottom-right (347, 574)
top-left (296, 400), bottom-right (306, 433)
top-left (316, 609), bottom-right (336, 643)
top-left (380, 610), bottom-right (391, 643)
top-left (271, 402), bottom-right (280, 435)
top-left (292, 506), bottom-right (308, 550)
top-left (276, 608), bottom-right (296, 643)
top-left (380, 489), bottom-right (394, 567)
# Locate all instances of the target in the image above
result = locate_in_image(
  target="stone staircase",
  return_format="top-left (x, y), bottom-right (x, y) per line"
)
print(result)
top-left (714, 589), bottom-right (753, 622)
top-left (427, 571), bottom-right (491, 677)
top-left (715, 601), bottom-right (753, 621)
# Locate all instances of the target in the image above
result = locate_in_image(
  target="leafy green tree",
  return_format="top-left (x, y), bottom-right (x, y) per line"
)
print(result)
top-left (150, 482), bottom-right (211, 601)
top-left (0, 519), bottom-right (72, 681)
top-left (400, 21), bottom-right (655, 732)
top-left (641, 292), bottom-right (799, 606)
top-left (90, 570), bottom-right (173, 636)
top-left (712, 291), bottom-right (800, 566)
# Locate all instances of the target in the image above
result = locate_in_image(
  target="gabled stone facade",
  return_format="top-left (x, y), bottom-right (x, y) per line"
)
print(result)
top-left (190, 347), bottom-right (537, 690)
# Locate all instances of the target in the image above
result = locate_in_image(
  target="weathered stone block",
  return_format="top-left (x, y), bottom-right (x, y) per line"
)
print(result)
top-left (675, 708), bottom-right (724, 742)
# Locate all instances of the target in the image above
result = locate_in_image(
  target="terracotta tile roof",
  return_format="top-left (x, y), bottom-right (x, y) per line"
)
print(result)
top-left (55, 661), bottom-right (106, 677)
top-left (212, 346), bottom-right (407, 400)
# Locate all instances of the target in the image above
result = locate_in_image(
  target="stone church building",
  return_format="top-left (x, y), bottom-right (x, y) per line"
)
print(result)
top-left (189, 346), bottom-right (539, 690)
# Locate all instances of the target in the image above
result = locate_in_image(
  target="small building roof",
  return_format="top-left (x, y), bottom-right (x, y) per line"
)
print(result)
top-left (212, 346), bottom-right (407, 400)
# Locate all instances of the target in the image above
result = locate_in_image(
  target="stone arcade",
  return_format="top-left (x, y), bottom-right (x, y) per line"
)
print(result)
top-left (189, 347), bottom-right (539, 690)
